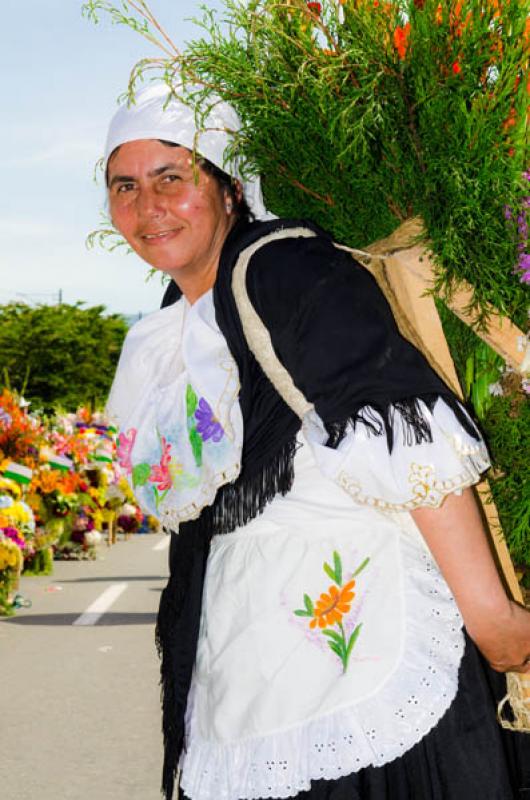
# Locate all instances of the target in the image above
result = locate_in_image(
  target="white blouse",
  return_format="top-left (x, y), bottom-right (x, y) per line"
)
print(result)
top-left (107, 292), bottom-right (490, 800)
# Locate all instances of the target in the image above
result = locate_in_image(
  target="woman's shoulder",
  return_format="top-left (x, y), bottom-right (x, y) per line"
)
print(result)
top-left (243, 218), bottom-right (378, 330)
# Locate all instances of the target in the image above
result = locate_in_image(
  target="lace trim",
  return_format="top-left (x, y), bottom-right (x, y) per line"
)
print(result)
top-left (179, 533), bottom-right (465, 800)
top-left (336, 447), bottom-right (490, 512)
top-left (160, 462), bottom-right (241, 530)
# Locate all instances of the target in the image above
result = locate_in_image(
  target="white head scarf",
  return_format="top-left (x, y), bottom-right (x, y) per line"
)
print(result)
top-left (104, 83), bottom-right (272, 220)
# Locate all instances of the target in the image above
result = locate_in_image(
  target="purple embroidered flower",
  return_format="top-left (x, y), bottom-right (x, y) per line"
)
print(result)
top-left (195, 398), bottom-right (224, 442)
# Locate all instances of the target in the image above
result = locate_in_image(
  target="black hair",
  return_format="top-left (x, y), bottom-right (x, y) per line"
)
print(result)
top-left (106, 141), bottom-right (254, 224)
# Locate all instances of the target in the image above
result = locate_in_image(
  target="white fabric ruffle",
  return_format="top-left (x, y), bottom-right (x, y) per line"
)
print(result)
top-left (303, 397), bottom-right (490, 512)
top-left (106, 292), bottom-right (243, 527)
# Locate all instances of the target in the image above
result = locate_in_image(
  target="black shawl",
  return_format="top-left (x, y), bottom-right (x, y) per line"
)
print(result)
top-left (156, 218), bottom-right (479, 799)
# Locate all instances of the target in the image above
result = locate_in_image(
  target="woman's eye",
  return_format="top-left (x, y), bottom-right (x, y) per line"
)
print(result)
top-left (161, 174), bottom-right (181, 184)
top-left (116, 182), bottom-right (135, 194)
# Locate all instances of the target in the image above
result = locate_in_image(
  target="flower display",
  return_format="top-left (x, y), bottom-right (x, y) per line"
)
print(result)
top-left (0, 390), bottom-right (148, 611)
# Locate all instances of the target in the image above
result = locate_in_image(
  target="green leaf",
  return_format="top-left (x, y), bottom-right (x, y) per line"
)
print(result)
top-left (322, 628), bottom-right (343, 645)
top-left (186, 384), bottom-right (198, 417)
top-left (323, 561), bottom-right (338, 585)
top-left (294, 609), bottom-right (312, 617)
top-left (346, 623), bottom-right (363, 660)
top-left (327, 641), bottom-right (345, 659)
top-left (352, 557), bottom-right (370, 578)
top-left (333, 551), bottom-right (342, 586)
top-left (132, 462), bottom-right (151, 488)
top-left (303, 593), bottom-right (314, 614)
top-left (189, 426), bottom-right (203, 467)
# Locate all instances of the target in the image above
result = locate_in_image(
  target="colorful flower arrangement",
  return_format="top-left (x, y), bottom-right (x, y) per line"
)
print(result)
top-left (0, 390), bottom-right (152, 613)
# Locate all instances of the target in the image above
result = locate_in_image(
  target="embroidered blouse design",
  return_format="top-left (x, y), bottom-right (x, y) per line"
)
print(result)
top-left (115, 384), bottom-right (230, 517)
top-left (294, 551), bottom-right (370, 673)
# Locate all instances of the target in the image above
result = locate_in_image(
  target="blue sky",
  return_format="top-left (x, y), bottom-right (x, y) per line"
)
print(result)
top-left (1, 0), bottom-right (223, 315)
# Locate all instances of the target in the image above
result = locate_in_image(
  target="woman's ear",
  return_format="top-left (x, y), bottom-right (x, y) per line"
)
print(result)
top-left (224, 192), bottom-right (234, 215)
top-left (233, 179), bottom-right (243, 203)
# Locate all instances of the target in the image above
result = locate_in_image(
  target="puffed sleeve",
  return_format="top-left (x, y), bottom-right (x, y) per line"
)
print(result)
top-left (246, 230), bottom-right (490, 510)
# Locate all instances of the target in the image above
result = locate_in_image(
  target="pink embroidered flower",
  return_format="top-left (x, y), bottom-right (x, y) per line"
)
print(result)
top-left (150, 436), bottom-right (173, 491)
top-left (117, 428), bottom-right (137, 473)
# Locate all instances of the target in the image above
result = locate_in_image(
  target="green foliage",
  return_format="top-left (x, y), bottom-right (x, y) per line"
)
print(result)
top-left (171, 0), bottom-right (528, 322)
top-left (437, 304), bottom-right (530, 567)
top-left (0, 303), bottom-right (127, 413)
top-left (487, 394), bottom-right (530, 568)
top-left (23, 547), bottom-right (54, 577)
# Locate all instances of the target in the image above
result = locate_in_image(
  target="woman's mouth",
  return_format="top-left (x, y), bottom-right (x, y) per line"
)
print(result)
top-left (141, 228), bottom-right (182, 244)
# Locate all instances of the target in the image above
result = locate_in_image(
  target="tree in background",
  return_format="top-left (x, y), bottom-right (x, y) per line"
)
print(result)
top-left (0, 303), bottom-right (127, 412)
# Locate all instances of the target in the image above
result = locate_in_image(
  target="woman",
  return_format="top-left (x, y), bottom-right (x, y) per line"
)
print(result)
top-left (105, 84), bottom-right (530, 800)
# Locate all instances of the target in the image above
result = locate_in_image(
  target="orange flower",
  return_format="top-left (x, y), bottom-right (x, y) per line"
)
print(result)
top-left (310, 579), bottom-right (356, 629)
top-left (393, 23), bottom-right (411, 60)
top-left (59, 472), bottom-right (81, 494)
top-left (34, 470), bottom-right (62, 494)
top-left (435, 3), bottom-right (443, 24)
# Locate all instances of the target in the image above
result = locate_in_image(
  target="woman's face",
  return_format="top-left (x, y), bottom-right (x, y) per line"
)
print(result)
top-left (108, 139), bottom-right (233, 285)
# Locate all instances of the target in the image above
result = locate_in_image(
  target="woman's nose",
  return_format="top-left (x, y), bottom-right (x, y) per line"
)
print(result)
top-left (136, 186), bottom-right (165, 218)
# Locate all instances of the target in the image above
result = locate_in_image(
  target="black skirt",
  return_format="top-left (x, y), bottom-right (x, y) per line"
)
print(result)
top-left (180, 634), bottom-right (530, 800)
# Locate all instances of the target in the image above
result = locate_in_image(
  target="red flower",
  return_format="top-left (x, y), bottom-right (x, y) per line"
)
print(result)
top-left (393, 23), bottom-right (411, 60)
top-left (306, 1), bottom-right (322, 15)
top-left (452, 60), bottom-right (462, 75)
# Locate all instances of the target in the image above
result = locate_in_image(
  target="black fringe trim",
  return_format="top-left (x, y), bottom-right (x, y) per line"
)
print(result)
top-left (155, 435), bottom-right (299, 800)
top-left (325, 393), bottom-right (481, 452)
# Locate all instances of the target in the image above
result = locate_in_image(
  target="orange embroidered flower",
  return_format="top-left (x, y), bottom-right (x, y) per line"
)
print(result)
top-left (393, 23), bottom-right (411, 60)
top-left (310, 579), bottom-right (356, 629)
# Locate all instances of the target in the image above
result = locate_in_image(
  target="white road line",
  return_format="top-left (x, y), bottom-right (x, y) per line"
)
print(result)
top-left (72, 583), bottom-right (128, 626)
top-left (153, 536), bottom-right (170, 552)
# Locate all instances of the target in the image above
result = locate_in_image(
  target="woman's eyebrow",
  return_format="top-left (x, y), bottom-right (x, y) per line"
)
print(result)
top-left (147, 162), bottom-right (185, 178)
top-left (109, 163), bottom-right (185, 188)
top-left (108, 174), bottom-right (135, 189)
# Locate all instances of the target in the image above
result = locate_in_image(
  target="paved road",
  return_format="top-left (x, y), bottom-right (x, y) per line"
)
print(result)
top-left (0, 533), bottom-right (171, 800)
